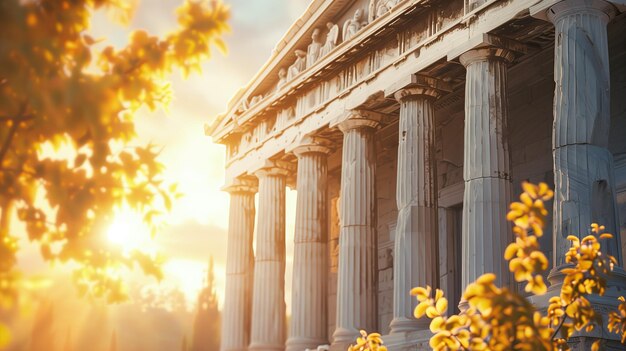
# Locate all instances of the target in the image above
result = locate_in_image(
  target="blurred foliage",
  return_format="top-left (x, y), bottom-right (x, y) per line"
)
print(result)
top-left (351, 182), bottom-right (626, 351)
top-left (0, 0), bottom-right (229, 322)
top-left (348, 330), bottom-right (387, 351)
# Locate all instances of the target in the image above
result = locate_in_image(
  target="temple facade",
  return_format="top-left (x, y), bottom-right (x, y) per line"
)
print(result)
top-left (207, 0), bottom-right (626, 350)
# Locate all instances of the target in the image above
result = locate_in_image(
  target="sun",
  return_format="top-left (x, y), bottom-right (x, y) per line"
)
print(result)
top-left (107, 210), bottom-right (155, 253)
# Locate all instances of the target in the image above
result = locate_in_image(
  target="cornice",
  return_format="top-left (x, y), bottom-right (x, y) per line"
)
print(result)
top-left (208, 0), bottom-right (425, 143)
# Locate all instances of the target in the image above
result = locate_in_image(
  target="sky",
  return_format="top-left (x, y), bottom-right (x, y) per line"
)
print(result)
top-left (16, 0), bottom-right (310, 316)
top-left (10, 1), bottom-right (310, 349)
top-left (120, 0), bottom-right (308, 311)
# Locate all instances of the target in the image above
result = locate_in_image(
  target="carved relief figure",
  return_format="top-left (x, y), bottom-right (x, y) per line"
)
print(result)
top-left (306, 28), bottom-right (323, 68)
top-left (342, 8), bottom-right (367, 42)
top-left (288, 49), bottom-right (306, 80)
top-left (369, 0), bottom-right (387, 21)
top-left (320, 22), bottom-right (339, 57)
top-left (249, 95), bottom-right (262, 106)
top-left (276, 67), bottom-right (287, 90)
top-left (369, 0), bottom-right (401, 21)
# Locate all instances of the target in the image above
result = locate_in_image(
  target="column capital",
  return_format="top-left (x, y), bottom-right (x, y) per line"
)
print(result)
top-left (385, 74), bottom-right (452, 101)
top-left (335, 110), bottom-right (382, 133)
top-left (287, 135), bottom-right (334, 157)
top-left (447, 33), bottom-right (527, 65)
top-left (253, 160), bottom-right (294, 178)
top-left (530, 0), bottom-right (618, 22)
top-left (459, 47), bottom-right (516, 67)
top-left (222, 177), bottom-right (258, 194)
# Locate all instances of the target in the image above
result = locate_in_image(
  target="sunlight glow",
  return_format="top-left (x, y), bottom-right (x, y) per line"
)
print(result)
top-left (107, 211), bottom-right (155, 253)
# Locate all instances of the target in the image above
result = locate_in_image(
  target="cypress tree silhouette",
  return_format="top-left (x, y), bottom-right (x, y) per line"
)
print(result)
top-left (63, 327), bottom-right (72, 351)
top-left (190, 258), bottom-right (220, 351)
top-left (109, 330), bottom-right (117, 351)
top-left (181, 334), bottom-right (188, 351)
top-left (29, 299), bottom-right (56, 351)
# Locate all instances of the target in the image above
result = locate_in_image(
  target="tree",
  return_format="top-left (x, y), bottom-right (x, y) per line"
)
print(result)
top-left (190, 258), bottom-right (221, 351)
top-left (351, 182), bottom-right (626, 351)
top-left (29, 299), bottom-right (56, 351)
top-left (109, 330), bottom-right (117, 351)
top-left (0, 0), bottom-right (229, 308)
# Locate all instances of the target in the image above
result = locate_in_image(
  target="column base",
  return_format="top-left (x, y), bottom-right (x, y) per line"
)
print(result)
top-left (285, 337), bottom-right (329, 351)
top-left (389, 317), bottom-right (427, 334)
top-left (530, 265), bottom-right (626, 345)
top-left (330, 327), bottom-right (359, 351)
top-left (381, 330), bottom-right (433, 351)
top-left (458, 299), bottom-right (469, 313)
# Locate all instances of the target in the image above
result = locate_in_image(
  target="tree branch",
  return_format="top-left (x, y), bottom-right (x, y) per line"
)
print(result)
top-left (0, 118), bottom-right (19, 165)
top-left (0, 104), bottom-right (28, 165)
top-left (0, 114), bottom-right (33, 122)
top-left (551, 306), bottom-right (570, 341)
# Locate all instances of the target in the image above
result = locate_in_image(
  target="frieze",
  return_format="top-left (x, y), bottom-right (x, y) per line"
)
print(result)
top-left (218, 0), bottom-right (525, 172)
top-left (222, 2), bottom-right (454, 162)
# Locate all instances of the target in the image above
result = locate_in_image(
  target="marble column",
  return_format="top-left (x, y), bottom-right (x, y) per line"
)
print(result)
top-left (287, 140), bottom-right (332, 351)
top-left (528, 3), bottom-right (626, 348)
top-left (390, 84), bottom-right (441, 333)
top-left (250, 166), bottom-right (289, 351)
top-left (460, 47), bottom-right (515, 291)
top-left (331, 113), bottom-right (379, 350)
top-left (222, 179), bottom-right (257, 351)
top-left (547, 0), bottom-right (623, 266)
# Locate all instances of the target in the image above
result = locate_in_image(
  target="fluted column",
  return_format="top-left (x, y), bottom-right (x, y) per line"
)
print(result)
top-left (547, 0), bottom-right (623, 266)
top-left (460, 47), bottom-right (514, 291)
top-left (332, 113), bottom-right (379, 351)
top-left (250, 166), bottom-right (289, 351)
top-left (287, 140), bottom-right (332, 351)
top-left (390, 84), bottom-right (441, 333)
top-left (222, 179), bottom-right (257, 351)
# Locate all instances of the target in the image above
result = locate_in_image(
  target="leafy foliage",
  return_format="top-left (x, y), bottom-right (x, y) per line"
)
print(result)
top-left (609, 296), bottom-right (626, 343)
top-left (0, 0), bottom-right (229, 308)
top-left (350, 182), bottom-right (626, 351)
top-left (348, 330), bottom-right (388, 351)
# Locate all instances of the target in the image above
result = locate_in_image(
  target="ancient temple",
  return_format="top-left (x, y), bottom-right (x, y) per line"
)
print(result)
top-left (207, 0), bottom-right (626, 350)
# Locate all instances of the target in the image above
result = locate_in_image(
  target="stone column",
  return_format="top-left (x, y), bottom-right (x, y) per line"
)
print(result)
top-left (460, 47), bottom-right (514, 291)
top-left (528, 3), bottom-right (626, 348)
top-left (250, 166), bottom-right (289, 351)
top-left (287, 139), bottom-right (332, 351)
top-left (222, 179), bottom-right (257, 351)
top-left (547, 0), bottom-right (623, 266)
top-left (390, 82), bottom-right (442, 333)
top-left (331, 113), bottom-right (379, 350)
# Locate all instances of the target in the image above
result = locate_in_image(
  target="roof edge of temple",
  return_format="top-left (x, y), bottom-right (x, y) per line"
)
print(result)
top-left (208, 0), bottom-right (329, 141)
top-left (209, 0), bottom-right (427, 142)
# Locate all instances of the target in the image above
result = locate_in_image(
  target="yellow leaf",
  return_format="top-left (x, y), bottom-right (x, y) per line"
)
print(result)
top-left (436, 297), bottom-right (448, 315)
top-left (410, 286), bottom-right (431, 301)
top-left (430, 316), bottom-right (445, 333)
top-left (591, 340), bottom-right (601, 351)
top-left (599, 233), bottom-right (613, 240)
top-left (476, 273), bottom-right (496, 285)
top-left (0, 323), bottom-right (10, 349)
top-left (426, 305), bottom-right (440, 318)
top-left (522, 181), bottom-right (538, 198)
top-left (504, 243), bottom-right (519, 260)
top-left (414, 301), bottom-right (429, 319)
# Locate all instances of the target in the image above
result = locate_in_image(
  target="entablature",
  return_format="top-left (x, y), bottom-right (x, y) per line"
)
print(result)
top-left (207, 0), bottom-right (511, 143)
top-left (211, 0), bottom-right (568, 183)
